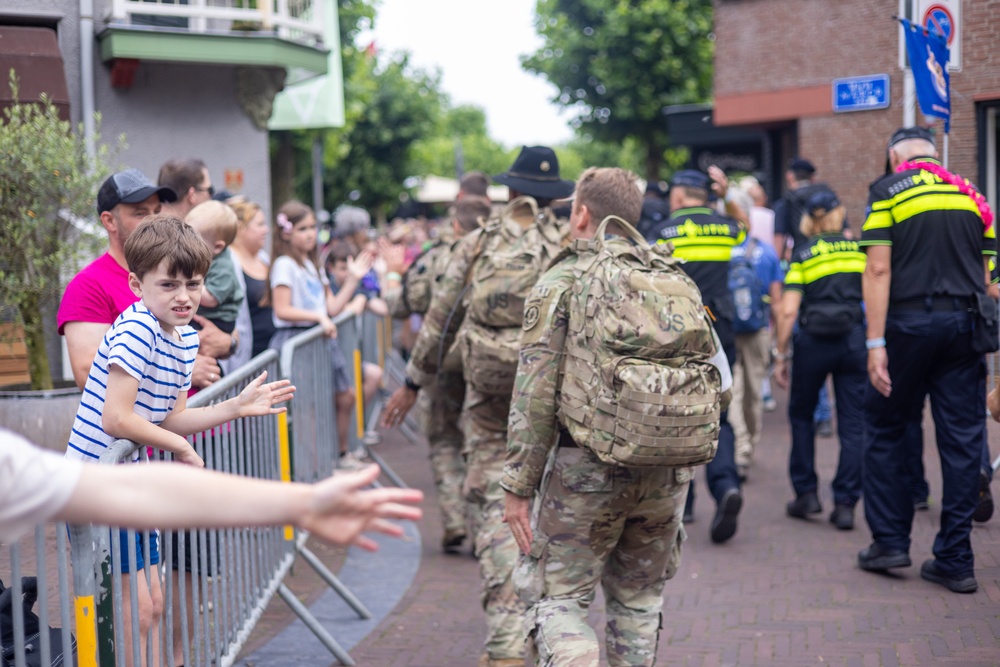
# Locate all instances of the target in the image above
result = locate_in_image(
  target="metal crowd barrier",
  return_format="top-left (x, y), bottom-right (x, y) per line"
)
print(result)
top-left (67, 349), bottom-right (292, 667)
top-left (1, 526), bottom-right (76, 667)
top-left (1, 311), bottom-right (405, 667)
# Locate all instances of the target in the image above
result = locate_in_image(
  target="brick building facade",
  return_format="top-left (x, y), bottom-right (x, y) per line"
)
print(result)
top-left (707, 0), bottom-right (1000, 230)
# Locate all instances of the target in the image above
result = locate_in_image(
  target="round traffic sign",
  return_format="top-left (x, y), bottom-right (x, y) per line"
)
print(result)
top-left (923, 4), bottom-right (955, 46)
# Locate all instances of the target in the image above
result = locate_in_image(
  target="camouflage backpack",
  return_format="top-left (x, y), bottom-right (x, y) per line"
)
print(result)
top-left (557, 216), bottom-right (723, 467)
top-left (459, 196), bottom-right (566, 397)
top-left (399, 241), bottom-right (450, 316)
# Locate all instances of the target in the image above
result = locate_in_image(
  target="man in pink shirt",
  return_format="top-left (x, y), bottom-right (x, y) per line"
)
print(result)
top-left (58, 169), bottom-right (230, 390)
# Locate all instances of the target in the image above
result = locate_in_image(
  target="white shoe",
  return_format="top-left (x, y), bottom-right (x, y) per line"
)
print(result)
top-left (338, 450), bottom-right (370, 470)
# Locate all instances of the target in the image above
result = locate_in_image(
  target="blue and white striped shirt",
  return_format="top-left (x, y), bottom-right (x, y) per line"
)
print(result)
top-left (66, 303), bottom-right (199, 462)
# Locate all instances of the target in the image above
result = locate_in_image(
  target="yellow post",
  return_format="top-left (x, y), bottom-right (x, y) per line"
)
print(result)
top-left (74, 595), bottom-right (98, 667)
top-left (382, 316), bottom-right (392, 387)
top-left (354, 347), bottom-right (365, 439)
top-left (376, 318), bottom-right (386, 370)
top-left (277, 411), bottom-right (294, 541)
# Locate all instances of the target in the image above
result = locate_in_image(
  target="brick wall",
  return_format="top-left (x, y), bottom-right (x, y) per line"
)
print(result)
top-left (713, 0), bottom-right (1000, 227)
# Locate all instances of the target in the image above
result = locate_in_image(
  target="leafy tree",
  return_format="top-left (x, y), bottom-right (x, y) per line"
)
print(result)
top-left (409, 105), bottom-right (514, 179)
top-left (0, 74), bottom-right (117, 389)
top-left (560, 134), bottom-right (645, 178)
top-left (322, 53), bottom-right (443, 221)
top-left (337, 0), bottom-right (378, 80)
top-left (523, 0), bottom-right (714, 180)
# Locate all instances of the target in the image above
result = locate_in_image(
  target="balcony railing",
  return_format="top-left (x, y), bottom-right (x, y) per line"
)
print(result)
top-left (106, 0), bottom-right (325, 47)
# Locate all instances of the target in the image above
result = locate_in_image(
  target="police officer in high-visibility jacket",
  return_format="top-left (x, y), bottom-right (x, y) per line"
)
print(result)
top-left (647, 168), bottom-right (746, 544)
top-left (858, 126), bottom-right (996, 594)
top-left (773, 189), bottom-right (866, 531)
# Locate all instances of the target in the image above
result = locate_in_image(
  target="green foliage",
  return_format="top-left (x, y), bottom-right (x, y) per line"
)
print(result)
top-left (559, 134), bottom-right (645, 178)
top-left (337, 0), bottom-right (378, 80)
top-left (523, 0), bottom-right (714, 180)
top-left (0, 73), bottom-right (118, 389)
top-left (322, 52), bottom-right (443, 220)
top-left (409, 105), bottom-right (515, 179)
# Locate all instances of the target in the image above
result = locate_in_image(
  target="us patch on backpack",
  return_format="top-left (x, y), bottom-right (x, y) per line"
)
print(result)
top-left (459, 197), bottom-right (566, 398)
top-left (557, 216), bottom-right (723, 468)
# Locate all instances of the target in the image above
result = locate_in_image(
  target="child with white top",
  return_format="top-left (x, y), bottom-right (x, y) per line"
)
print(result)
top-left (268, 200), bottom-right (374, 466)
top-left (65, 215), bottom-right (295, 666)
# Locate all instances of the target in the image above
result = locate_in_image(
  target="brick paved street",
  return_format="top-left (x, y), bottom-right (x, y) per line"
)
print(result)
top-left (244, 384), bottom-right (1000, 666)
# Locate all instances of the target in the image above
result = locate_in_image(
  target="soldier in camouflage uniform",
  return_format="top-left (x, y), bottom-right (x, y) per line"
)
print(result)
top-left (383, 146), bottom-right (575, 667)
top-left (503, 168), bottom-right (693, 666)
top-left (383, 196), bottom-right (492, 552)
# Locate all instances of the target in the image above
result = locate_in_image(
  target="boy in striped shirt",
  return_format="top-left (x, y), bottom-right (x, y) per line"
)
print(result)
top-left (65, 215), bottom-right (294, 665)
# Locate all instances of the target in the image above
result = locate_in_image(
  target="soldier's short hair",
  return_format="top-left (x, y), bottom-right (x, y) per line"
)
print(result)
top-left (575, 167), bottom-right (643, 228)
top-left (459, 171), bottom-right (490, 197)
top-left (454, 196), bottom-right (491, 232)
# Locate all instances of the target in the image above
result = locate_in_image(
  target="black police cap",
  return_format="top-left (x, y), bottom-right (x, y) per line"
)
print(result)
top-left (788, 158), bottom-right (816, 175)
top-left (670, 169), bottom-right (709, 190)
top-left (887, 126), bottom-right (934, 151)
top-left (806, 189), bottom-right (841, 217)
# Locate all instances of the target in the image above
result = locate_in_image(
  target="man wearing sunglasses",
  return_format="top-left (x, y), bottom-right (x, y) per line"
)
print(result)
top-left (158, 157), bottom-right (215, 219)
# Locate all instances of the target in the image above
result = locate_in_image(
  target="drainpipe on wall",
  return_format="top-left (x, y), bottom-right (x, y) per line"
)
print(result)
top-left (79, 0), bottom-right (96, 159)
top-left (898, 0), bottom-right (917, 128)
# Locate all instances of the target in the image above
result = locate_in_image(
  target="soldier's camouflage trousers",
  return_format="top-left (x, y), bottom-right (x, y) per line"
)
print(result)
top-left (462, 386), bottom-right (526, 661)
top-left (420, 370), bottom-right (468, 533)
top-left (514, 445), bottom-right (691, 667)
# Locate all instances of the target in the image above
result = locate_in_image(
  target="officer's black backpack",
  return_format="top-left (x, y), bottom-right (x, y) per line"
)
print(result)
top-left (0, 578), bottom-right (74, 667)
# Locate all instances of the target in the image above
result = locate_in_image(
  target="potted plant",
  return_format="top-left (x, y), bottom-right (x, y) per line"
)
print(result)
top-left (0, 72), bottom-right (118, 391)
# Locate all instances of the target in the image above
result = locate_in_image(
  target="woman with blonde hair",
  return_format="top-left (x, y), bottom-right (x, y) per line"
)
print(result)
top-left (774, 189), bottom-right (867, 531)
top-left (224, 198), bottom-right (275, 367)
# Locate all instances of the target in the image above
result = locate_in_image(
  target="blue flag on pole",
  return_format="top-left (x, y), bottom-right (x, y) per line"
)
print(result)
top-left (900, 17), bottom-right (951, 132)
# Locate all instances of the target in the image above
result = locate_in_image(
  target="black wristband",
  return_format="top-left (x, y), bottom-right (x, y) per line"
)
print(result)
top-left (404, 376), bottom-right (421, 392)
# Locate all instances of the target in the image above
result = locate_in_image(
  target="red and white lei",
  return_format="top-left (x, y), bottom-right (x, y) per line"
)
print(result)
top-left (898, 160), bottom-right (994, 232)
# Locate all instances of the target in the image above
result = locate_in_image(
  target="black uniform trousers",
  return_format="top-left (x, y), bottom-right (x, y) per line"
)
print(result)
top-left (788, 323), bottom-right (866, 506)
top-left (863, 311), bottom-right (985, 578)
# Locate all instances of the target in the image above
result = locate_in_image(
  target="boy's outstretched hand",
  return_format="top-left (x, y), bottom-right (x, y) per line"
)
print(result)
top-left (237, 371), bottom-right (296, 418)
top-left (301, 464), bottom-right (423, 551)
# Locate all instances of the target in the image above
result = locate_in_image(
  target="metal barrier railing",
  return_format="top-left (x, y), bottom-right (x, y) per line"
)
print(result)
top-left (108, 0), bottom-right (326, 47)
top-left (66, 349), bottom-right (292, 667)
top-left (1, 526), bottom-right (77, 667)
top-left (1, 311), bottom-right (405, 667)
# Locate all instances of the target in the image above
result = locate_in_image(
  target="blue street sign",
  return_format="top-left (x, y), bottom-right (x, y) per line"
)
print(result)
top-left (832, 74), bottom-right (891, 113)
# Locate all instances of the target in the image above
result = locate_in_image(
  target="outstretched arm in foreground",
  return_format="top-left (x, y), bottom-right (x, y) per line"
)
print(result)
top-left (59, 463), bottom-right (422, 551)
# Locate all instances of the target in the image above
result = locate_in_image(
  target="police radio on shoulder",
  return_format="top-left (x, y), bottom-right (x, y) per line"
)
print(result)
top-left (865, 337), bottom-right (886, 350)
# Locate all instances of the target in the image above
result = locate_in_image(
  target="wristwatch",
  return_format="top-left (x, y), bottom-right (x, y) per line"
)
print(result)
top-left (404, 376), bottom-right (421, 392)
top-left (228, 334), bottom-right (239, 357)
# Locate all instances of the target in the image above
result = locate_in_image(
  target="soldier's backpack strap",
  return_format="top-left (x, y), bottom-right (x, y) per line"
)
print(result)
top-left (537, 205), bottom-right (565, 246)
